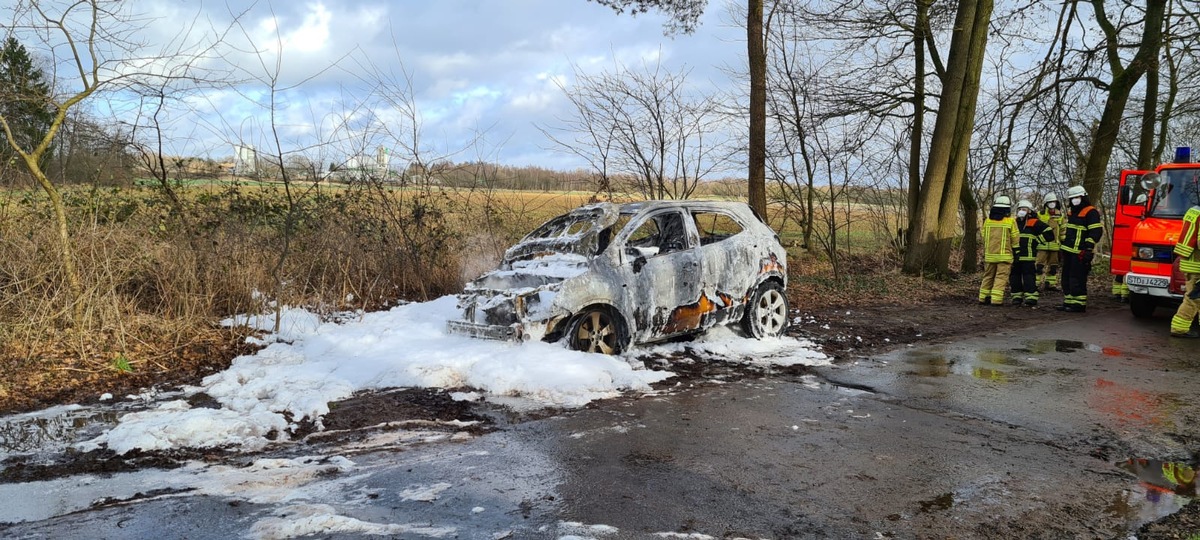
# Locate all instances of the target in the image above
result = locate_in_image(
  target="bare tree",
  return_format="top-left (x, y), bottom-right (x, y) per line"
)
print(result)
top-left (543, 59), bottom-right (732, 200)
top-left (587, 0), bottom-right (770, 215)
top-left (0, 0), bottom-right (226, 325)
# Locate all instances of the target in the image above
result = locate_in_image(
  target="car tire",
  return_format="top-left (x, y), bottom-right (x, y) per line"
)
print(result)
top-left (1129, 293), bottom-right (1157, 318)
top-left (743, 281), bottom-right (789, 339)
top-left (569, 307), bottom-right (627, 355)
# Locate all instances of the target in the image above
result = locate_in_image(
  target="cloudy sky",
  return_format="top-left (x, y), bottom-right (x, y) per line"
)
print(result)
top-left (70, 0), bottom-right (748, 171)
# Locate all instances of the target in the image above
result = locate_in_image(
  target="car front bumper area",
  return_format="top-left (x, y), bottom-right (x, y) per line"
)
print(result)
top-left (446, 319), bottom-right (524, 341)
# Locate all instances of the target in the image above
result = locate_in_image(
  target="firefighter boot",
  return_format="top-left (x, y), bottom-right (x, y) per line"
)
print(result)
top-left (1044, 272), bottom-right (1060, 292)
top-left (1170, 329), bottom-right (1200, 339)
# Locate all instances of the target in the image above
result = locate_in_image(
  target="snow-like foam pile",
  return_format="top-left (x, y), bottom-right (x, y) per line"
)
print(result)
top-left (82, 295), bottom-right (826, 454)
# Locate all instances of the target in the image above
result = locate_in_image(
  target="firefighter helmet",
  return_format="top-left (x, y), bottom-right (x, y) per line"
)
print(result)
top-left (1043, 192), bottom-right (1059, 205)
top-left (1016, 199), bottom-right (1034, 210)
top-left (994, 195), bottom-right (1011, 208)
top-left (1066, 185), bottom-right (1087, 199)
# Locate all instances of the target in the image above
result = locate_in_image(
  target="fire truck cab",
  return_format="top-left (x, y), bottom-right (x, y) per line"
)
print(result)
top-left (1114, 148), bottom-right (1194, 318)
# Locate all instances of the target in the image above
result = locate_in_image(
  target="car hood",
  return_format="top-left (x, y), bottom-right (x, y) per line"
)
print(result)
top-left (466, 253), bottom-right (592, 292)
top-left (499, 202), bottom-right (620, 267)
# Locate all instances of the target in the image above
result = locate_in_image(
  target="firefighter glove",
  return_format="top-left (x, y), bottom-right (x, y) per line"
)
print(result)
top-left (1079, 250), bottom-right (1093, 263)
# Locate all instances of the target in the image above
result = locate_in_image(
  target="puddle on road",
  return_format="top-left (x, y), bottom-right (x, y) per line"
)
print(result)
top-left (1107, 458), bottom-right (1196, 527)
top-left (1022, 339), bottom-right (1130, 358)
top-left (0, 406), bottom-right (121, 459)
top-left (903, 351), bottom-right (955, 377)
top-left (901, 349), bottom-right (1031, 382)
top-left (976, 351), bottom-right (1026, 367)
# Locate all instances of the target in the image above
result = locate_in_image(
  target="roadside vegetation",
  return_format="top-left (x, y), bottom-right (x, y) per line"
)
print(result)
top-left (0, 172), bottom-right (924, 413)
top-left (3, 0), bottom-right (1199, 414)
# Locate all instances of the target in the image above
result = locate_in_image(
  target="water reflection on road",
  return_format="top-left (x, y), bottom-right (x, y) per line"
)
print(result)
top-left (0, 405), bottom-right (120, 459)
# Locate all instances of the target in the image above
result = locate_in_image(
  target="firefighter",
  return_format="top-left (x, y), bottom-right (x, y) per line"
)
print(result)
top-left (1036, 192), bottom-right (1064, 291)
top-left (979, 195), bottom-right (1020, 306)
top-left (1169, 203), bottom-right (1200, 338)
top-left (1010, 199), bottom-right (1055, 306)
top-left (1057, 185), bottom-right (1104, 312)
top-left (1112, 276), bottom-right (1129, 302)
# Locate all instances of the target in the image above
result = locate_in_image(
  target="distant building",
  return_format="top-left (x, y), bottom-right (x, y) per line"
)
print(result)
top-left (334, 146), bottom-right (392, 182)
top-left (234, 144), bottom-right (257, 176)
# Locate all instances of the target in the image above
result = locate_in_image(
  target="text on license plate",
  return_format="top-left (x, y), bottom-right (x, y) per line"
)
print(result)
top-left (1126, 275), bottom-right (1169, 288)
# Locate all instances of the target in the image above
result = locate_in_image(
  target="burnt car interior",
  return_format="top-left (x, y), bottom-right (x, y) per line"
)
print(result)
top-left (627, 212), bottom-right (688, 255)
top-left (692, 211), bottom-right (744, 245)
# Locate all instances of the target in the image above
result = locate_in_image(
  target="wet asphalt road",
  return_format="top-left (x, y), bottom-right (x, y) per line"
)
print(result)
top-left (3, 307), bottom-right (1200, 539)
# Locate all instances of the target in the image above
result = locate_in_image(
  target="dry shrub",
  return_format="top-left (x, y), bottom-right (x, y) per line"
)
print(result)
top-left (0, 183), bottom-right (471, 362)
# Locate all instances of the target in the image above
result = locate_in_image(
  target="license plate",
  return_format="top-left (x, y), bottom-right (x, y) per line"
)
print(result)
top-left (1126, 275), bottom-right (1169, 288)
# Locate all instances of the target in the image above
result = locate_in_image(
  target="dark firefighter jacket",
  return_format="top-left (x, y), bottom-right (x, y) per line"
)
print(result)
top-left (1015, 215), bottom-right (1055, 262)
top-left (1061, 200), bottom-right (1104, 254)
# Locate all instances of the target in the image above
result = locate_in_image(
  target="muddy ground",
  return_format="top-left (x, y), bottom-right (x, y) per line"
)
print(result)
top-left (4, 273), bottom-right (1197, 537)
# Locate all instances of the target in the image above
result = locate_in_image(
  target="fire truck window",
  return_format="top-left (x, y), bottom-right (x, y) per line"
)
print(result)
top-left (1155, 170), bottom-right (1200, 218)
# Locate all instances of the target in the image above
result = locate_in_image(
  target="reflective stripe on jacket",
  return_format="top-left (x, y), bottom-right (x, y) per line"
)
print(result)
top-left (983, 217), bottom-right (1019, 263)
top-left (1176, 206), bottom-right (1200, 274)
top-left (1061, 206), bottom-right (1103, 254)
top-left (1016, 216), bottom-right (1054, 262)
top-left (1037, 209), bottom-right (1063, 251)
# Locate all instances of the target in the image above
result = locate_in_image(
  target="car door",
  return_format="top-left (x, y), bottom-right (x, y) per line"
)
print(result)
top-left (615, 209), bottom-right (701, 342)
top-left (690, 208), bottom-right (753, 324)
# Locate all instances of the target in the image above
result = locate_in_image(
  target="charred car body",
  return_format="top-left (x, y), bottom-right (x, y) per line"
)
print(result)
top-left (447, 200), bottom-right (789, 354)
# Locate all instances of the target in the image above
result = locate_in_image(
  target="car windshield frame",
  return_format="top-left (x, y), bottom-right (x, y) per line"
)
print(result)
top-left (502, 203), bottom-right (620, 264)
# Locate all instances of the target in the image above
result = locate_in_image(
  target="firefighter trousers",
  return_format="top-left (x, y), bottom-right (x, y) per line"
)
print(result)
top-left (1036, 250), bottom-right (1060, 288)
top-left (1171, 274), bottom-right (1199, 335)
top-left (979, 261), bottom-right (1011, 305)
top-left (1061, 251), bottom-right (1092, 309)
top-left (1009, 260), bottom-right (1039, 304)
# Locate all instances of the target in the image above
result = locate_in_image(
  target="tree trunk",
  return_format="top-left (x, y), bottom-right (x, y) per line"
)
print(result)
top-left (27, 161), bottom-right (83, 323)
top-left (1154, 37), bottom-right (1180, 166)
top-left (906, 0), bottom-right (929, 245)
top-left (804, 168), bottom-right (814, 251)
top-left (747, 0), bottom-right (767, 217)
top-left (1081, 0), bottom-right (1167, 199)
top-left (902, 0), bottom-right (991, 276)
top-left (937, 0), bottom-right (992, 267)
top-left (1136, 58), bottom-right (1159, 169)
top-left (959, 184), bottom-right (979, 273)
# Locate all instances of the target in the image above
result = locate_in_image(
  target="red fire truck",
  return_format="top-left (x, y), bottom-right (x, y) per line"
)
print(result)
top-left (1112, 148), bottom-right (1195, 317)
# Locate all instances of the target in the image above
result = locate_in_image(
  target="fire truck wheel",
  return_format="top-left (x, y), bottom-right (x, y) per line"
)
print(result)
top-left (1129, 293), bottom-right (1157, 318)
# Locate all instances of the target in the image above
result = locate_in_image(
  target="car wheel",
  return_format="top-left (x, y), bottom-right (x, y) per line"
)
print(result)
top-left (569, 307), bottom-right (626, 355)
top-left (743, 281), bottom-right (789, 338)
top-left (1129, 293), bottom-right (1156, 318)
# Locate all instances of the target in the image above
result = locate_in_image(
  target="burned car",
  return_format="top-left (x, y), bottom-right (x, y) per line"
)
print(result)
top-left (447, 200), bottom-right (789, 354)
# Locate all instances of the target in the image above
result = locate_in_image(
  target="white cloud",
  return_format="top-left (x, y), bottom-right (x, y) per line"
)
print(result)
top-left (78, 0), bottom-right (745, 166)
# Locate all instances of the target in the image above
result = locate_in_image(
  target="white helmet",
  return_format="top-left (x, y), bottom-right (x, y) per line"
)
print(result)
top-left (1016, 199), bottom-right (1034, 210)
top-left (993, 195), bottom-right (1012, 208)
top-left (1043, 192), bottom-right (1059, 204)
top-left (1066, 185), bottom-right (1087, 199)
